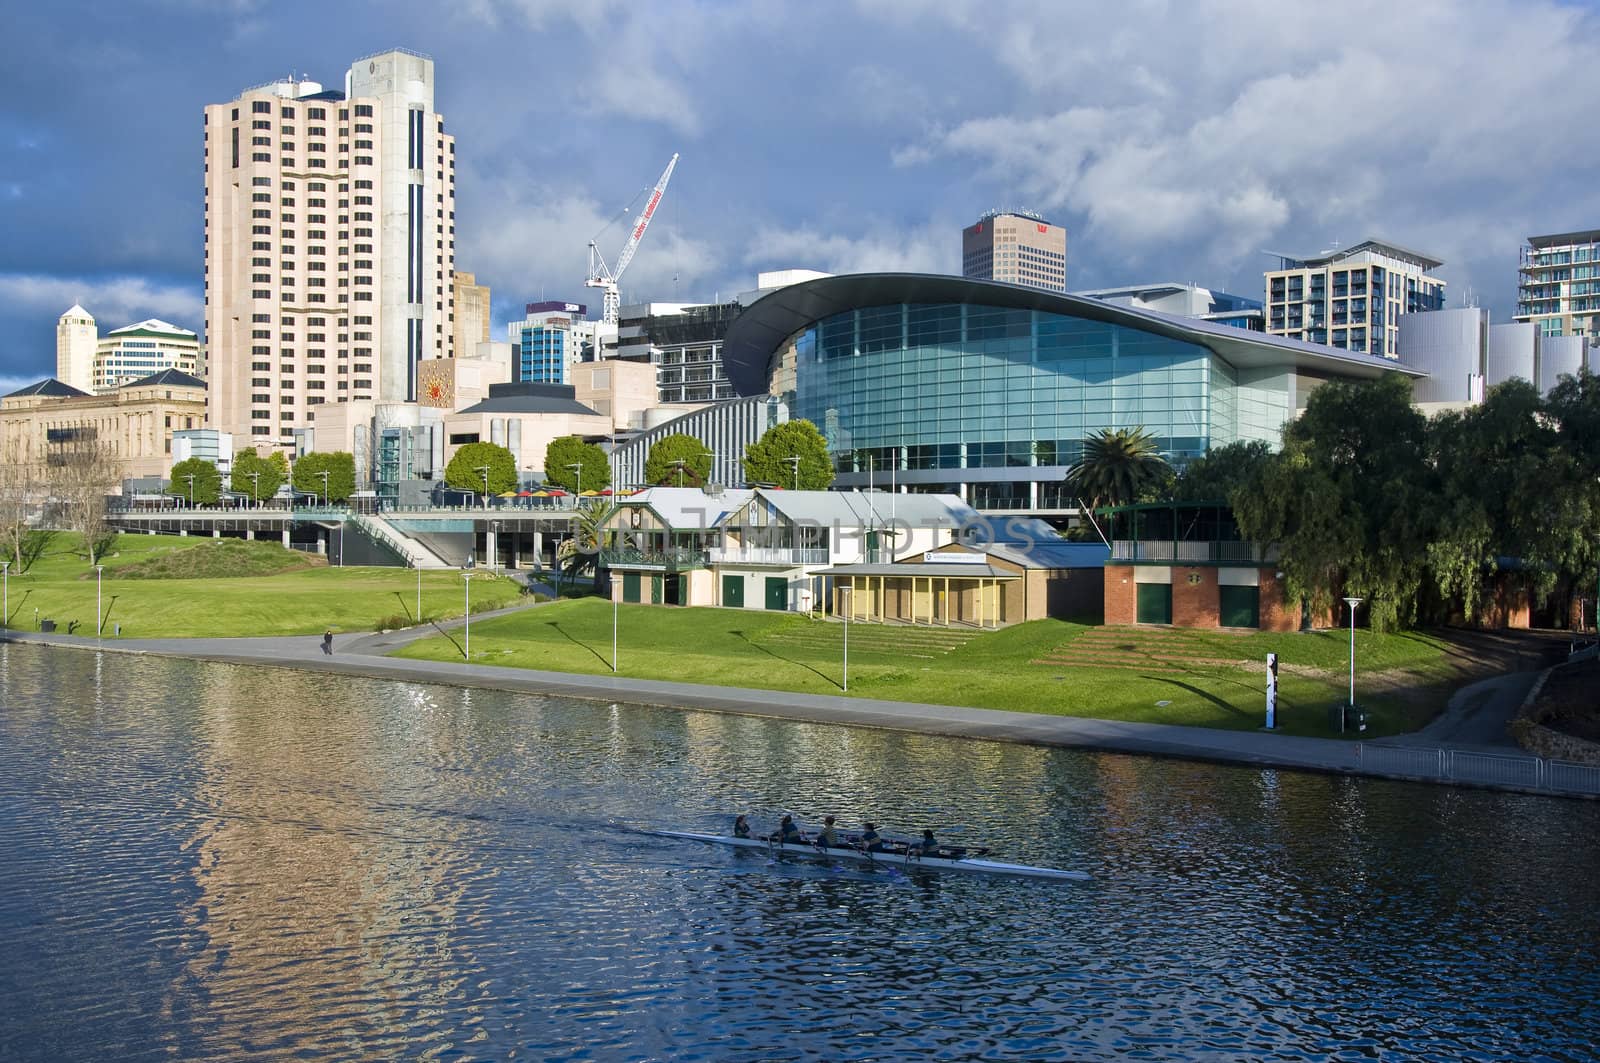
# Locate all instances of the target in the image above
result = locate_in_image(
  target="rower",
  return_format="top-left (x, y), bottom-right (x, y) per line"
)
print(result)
top-left (815, 815), bottom-right (838, 849)
top-left (858, 822), bottom-right (884, 853)
top-left (917, 829), bottom-right (939, 857)
top-left (733, 814), bottom-right (751, 839)
top-left (771, 814), bottom-right (804, 845)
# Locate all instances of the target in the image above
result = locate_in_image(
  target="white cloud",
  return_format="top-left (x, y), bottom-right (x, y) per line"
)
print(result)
top-left (0, 273), bottom-right (203, 332)
top-left (744, 224), bottom-right (955, 278)
top-left (0, 374), bottom-right (39, 395)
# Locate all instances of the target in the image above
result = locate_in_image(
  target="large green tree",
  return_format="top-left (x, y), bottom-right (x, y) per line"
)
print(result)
top-left (1170, 440), bottom-right (1272, 505)
top-left (644, 433), bottom-right (713, 487)
top-left (1064, 427), bottom-right (1171, 512)
top-left (1539, 366), bottom-right (1600, 623)
top-left (291, 451), bottom-right (356, 504)
top-left (744, 419), bottom-right (833, 490)
top-left (231, 449), bottom-right (288, 505)
top-left (544, 435), bottom-right (611, 493)
top-left (1234, 374), bottom-right (1433, 631)
top-left (444, 442), bottom-right (517, 501)
top-left (167, 457), bottom-right (222, 506)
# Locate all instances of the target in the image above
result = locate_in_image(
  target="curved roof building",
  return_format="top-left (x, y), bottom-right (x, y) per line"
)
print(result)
top-left (721, 273), bottom-right (1422, 510)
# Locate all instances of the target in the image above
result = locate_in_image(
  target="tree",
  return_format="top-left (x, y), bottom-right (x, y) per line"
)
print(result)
top-left (231, 449), bottom-right (287, 506)
top-left (644, 433), bottom-right (713, 487)
top-left (1535, 366), bottom-right (1600, 626)
top-left (1064, 427), bottom-right (1171, 513)
top-left (1170, 440), bottom-right (1272, 505)
top-left (445, 442), bottom-right (517, 501)
top-left (167, 457), bottom-right (223, 506)
top-left (544, 435), bottom-right (611, 493)
top-left (48, 434), bottom-right (124, 565)
top-left (0, 436), bottom-right (47, 573)
top-left (744, 419), bottom-right (833, 490)
top-left (291, 451), bottom-right (356, 504)
top-left (1233, 374), bottom-right (1433, 631)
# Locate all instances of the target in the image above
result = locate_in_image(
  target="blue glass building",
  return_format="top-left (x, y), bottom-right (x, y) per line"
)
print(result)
top-left (515, 323), bottom-right (570, 385)
top-left (721, 274), bottom-right (1421, 510)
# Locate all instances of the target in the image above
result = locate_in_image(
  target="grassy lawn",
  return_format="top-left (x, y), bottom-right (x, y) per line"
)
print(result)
top-left (391, 598), bottom-right (1475, 737)
top-left (0, 533), bottom-right (522, 638)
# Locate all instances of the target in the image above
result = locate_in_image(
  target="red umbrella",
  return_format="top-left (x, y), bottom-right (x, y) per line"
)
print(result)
top-left (599, 488), bottom-right (613, 495)
top-left (517, 489), bottom-right (533, 496)
top-left (548, 489), bottom-right (567, 496)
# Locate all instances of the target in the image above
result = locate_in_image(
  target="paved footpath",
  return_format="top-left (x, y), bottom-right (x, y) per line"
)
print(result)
top-left (0, 611), bottom-right (1572, 792)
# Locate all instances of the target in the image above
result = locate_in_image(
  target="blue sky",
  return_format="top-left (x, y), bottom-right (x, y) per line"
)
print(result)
top-left (3, 0), bottom-right (1598, 392)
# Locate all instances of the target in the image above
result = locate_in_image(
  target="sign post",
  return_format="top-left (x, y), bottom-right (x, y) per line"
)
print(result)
top-left (1265, 652), bottom-right (1279, 730)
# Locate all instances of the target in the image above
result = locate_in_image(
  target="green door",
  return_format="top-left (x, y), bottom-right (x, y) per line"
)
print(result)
top-left (651, 575), bottom-right (663, 604)
top-left (622, 571), bottom-right (641, 603)
top-left (1136, 583), bottom-right (1172, 624)
top-left (722, 574), bottom-right (744, 608)
top-left (1219, 585), bottom-right (1260, 628)
top-left (765, 577), bottom-right (787, 611)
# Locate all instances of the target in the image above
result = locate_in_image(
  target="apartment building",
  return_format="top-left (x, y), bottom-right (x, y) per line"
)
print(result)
top-left (962, 211), bottom-right (1067, 292)
top-left (614, 301), bottom-right (742, 404)
top-left (1264, 239), bottom-right (1444, 357)
top-left (1516, 229), bottom-right (1600, 339)
top-left (203, 48), bottom-right (456, 451)
top-left (451, 271), bottom-right (490, 358)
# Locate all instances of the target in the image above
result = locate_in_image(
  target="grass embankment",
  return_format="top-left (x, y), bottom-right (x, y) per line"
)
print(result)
top-left (391, 598), bottom-right (1474, 737)
top-left (0, 534), bottom-right (522, 638)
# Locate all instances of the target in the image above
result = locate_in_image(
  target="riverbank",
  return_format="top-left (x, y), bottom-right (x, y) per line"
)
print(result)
top-left (5, 623), bottom-right (1595, 799)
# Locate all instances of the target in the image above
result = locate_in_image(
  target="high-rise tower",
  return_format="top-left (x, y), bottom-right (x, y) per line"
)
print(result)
top-left (203, 49), bottom-right (456, 450)
top-left (55, 304), bottom-right (97, 393)
top-left (962, 211), bottom-right (1067, 292)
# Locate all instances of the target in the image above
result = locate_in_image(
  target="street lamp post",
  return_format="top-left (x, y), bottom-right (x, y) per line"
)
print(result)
top-left (476, 465), bottom-right (491, 509)
top-left (95, 564), bottom-right (104, 639)
top-left (612, 592), bottom-right (618, 673)
top-left (1343, 595), bottom-right (1364, 719)
top-left (318, 470), bottom-right (329, 508)
top-left (842, 584), bottom-right (850, 692)
top-left (250, 470), bottom-right (260, 508)
top-left (416, 566), bottom-right (422, 623)
top-left (463, 572), bottom-right (472, 659)
top-left (2, 560), bottom-right (9, 631)
top-left (566, 463), bottom-right (583, 499)
top-left (183, 473), bottom-right (195, 509)
top-left (785, 455), bottom-right (801, 491)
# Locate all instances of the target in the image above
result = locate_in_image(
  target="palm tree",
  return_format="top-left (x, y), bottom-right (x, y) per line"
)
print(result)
top-left (1065, 427), bottom-right (1171, 514)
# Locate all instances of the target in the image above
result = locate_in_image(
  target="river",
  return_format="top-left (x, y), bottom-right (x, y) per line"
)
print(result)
top-left (1, 641), bottom-right (1596, 1061)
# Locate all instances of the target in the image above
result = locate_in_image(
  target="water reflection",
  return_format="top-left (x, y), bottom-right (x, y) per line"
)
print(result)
top-left (1, 641), bottom-right (1598, 1061)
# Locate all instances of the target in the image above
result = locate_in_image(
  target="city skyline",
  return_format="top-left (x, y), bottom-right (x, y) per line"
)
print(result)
top-left (4, 0), bottom-right (1600, 394)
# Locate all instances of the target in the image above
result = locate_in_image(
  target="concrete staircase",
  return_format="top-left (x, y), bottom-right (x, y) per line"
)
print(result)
top-left (352, 512), bottom-right (452, 569)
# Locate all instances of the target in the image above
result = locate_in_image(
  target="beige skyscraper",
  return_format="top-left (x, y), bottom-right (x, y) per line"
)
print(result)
top-left (56, 304), bottom-right (97, 393)
top-left (962, 211), bottom-right (1068, 292)
top-left (203, 49), bottom-right (456, 450)
top-left (451, 270), bottom-right (491, 358)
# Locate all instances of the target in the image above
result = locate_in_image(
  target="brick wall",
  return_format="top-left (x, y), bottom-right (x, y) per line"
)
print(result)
top-left (1104, 566), bottom-right (1136, 625)
top-left (1260, 568), bottom-right (1295, 632)
top-left (1171, 566), bottom-right (1219, 627)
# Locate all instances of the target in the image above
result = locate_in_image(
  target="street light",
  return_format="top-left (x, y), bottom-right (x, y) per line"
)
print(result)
top-left (612, 591), bottom-right (619, 674)
top-left (95, 564), bottom-right (104, 639)
top-left (566, 462), bottom-right (583, 499)
top-left (463, 572), bottom-right (472, 659)
top-left (249, 470), bottom-right (260, 508)
top-left (785, 454), bottom-right (801, 491)
top-left (842, 583), bottom-right (850, 692)
top-left (416, 566), bottom-right (422, 623)
top-left (318, 470), bottom-right (329, 508)
top-left (2, 560), bottom-right (9, 631)
top-left (488, 519), bottom-right (500, 573)
top-left (183, 473), bottom-right (195, 509)
top-left (1343, 596), bottom-right (1364, 711)
top-left (476, 465), bottom-right (491, 509)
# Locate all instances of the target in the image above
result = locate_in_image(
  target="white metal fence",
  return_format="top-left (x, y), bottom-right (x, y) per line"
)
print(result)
top-left (1356, 744), bottom-right (1600, 797)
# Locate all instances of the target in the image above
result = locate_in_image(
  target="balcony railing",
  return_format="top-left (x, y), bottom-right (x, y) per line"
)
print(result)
top-left (1110, 540), bottom-right (1279, 564)
top-left (599, 546), bottom-right (708, 571)
top-left (706, 546), bottom-right (829, 567)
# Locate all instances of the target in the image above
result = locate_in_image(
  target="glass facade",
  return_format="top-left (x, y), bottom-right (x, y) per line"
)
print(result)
top-left (789, 302), bottom-right (1290, 477)
top-left (515, 325), bottom-right (568, 384)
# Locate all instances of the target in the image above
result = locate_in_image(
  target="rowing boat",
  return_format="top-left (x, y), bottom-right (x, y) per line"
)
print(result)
top-left (645, 829), bottom-right (1091, 882)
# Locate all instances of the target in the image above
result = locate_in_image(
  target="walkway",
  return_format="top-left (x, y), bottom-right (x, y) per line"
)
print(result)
top-left (3, 618), bottom-right (1592, 799)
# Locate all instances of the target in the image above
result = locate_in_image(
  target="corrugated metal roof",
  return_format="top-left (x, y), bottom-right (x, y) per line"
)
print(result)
top-left (823, 562), bottom-right (1019, 579)
top-left (620, 487), bottom-right (755, 530)
top-left (758, 489), bottom-right (976, 528)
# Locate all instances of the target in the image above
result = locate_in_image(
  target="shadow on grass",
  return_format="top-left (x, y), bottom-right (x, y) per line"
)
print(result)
top-left (4, 588), bottom-right (32, 628)
top-left (732, 628), bottom-right (840, 691)
top-left (1147, 676), bottom-right (1253, 719)
top-left (394, 591), bottom-right (415, 623)
top-left (546, 620), bottom-right (611, 669)
top-left (429, 619), bottom-right (466, 660)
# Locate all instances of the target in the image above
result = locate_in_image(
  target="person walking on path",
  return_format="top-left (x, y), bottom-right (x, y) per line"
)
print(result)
top-left (321, 630), bottom-right (334, 656)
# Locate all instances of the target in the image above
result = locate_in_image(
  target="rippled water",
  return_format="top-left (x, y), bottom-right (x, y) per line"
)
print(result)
top-left (2, 642), bottom-right (1597, 1061)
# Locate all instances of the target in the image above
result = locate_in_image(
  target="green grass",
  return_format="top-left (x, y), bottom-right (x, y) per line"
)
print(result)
top-left (1, 533), bottom-right (522, 638)
top-left (390, 599), bottom-right (1474, 737)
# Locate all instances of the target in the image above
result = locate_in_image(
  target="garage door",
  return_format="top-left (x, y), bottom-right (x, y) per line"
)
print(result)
top-left (622, 572), bottom-right (641, 603)
top-left (765, 577), bottom-right (787, 611)
top-left (722, 574), bottom-right (744, 608)
top-left (1219, 585), bottom-right (1260, 628)
top-left (1136, 583), bottom-right (1172, 625)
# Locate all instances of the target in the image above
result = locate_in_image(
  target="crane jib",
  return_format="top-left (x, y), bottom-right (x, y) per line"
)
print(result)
top-left (632, 190), bottom-right (664, 240)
